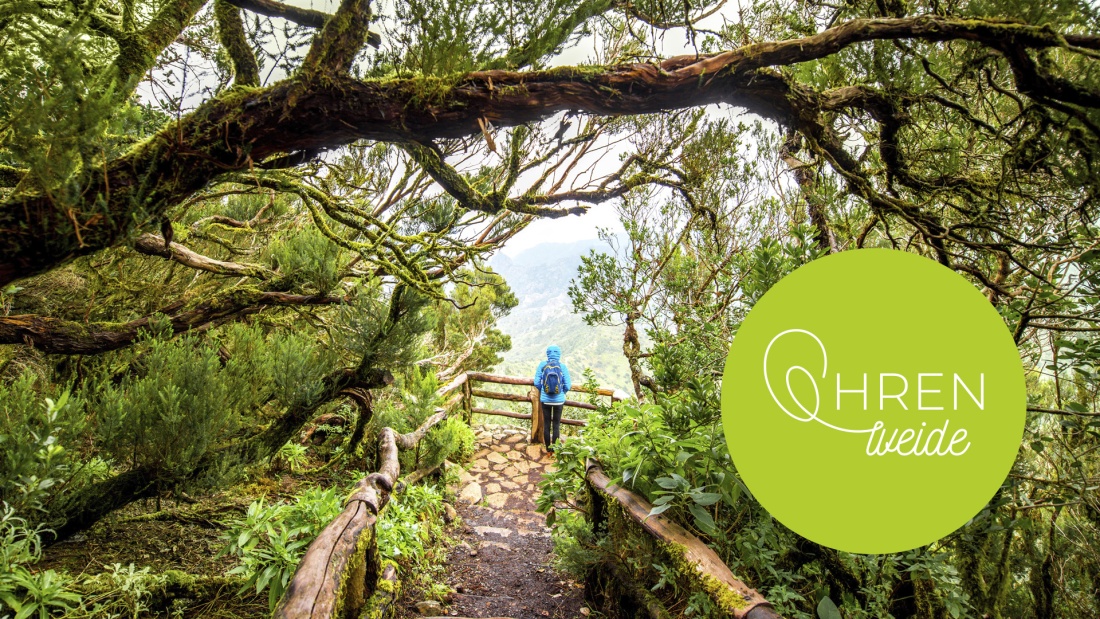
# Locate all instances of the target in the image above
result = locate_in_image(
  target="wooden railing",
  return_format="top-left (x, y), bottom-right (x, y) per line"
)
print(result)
top-left (273, 373), bottom-right (467, 619)
top-left (587, 461), bottom-right (781, 619)
top-left (462, 371), bottom-right (620, 443)
top-left (274, 371), bottom-right (781, 619)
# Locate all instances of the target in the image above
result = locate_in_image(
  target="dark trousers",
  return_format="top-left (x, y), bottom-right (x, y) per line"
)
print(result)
top-left (541, 403), bottom-right (563, 447)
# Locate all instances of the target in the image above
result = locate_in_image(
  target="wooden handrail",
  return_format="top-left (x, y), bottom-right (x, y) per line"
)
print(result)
top-left (470, 387), bottom-right (529, 403)
top-left (586, 460), bottom-right (783, 619)
top-left (465, 371), bottom-right (619, 398)
top-left (471, 387), bottom-right (598, 412)
top-left (470, 407), bottom-right (585, 426)
top-left (274, 387), bottom-right (461, 618)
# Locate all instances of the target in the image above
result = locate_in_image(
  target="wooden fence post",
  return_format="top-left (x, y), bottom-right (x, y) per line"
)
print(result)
top-left (529, 387), bottom-right (542, 444)
top-left (462, 380), bottom-right (472, 424)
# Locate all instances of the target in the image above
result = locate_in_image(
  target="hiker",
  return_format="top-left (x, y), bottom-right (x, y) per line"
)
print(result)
top-left (533, 345), bottom-right (572, 452)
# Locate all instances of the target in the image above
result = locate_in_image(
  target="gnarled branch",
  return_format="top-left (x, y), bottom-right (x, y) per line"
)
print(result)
top-left (0, 289), bottom-right (345, 355)
top-left (132, 233), bottom-right (275, 278)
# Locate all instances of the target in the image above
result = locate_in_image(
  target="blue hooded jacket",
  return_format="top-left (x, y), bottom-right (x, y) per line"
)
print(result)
top-left (534, 345), bottom-right (571, 404)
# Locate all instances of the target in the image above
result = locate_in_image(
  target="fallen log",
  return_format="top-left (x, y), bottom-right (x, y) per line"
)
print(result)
top-left (586, 460), bottom-right (782, 619)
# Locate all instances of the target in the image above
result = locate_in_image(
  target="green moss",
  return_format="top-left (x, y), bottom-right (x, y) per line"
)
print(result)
top-left (405, 75), bottom-right (461, 108)
top-left (332, 523), bottom-right (377, 617)
top-left (652, 538), bottom-right (751, 612)
top-left (358, 560), bottom-right (401, 619)
top-left (542, 65), bottom-right (606, 81)
top-left (497, 83), bottom-right (530, 98)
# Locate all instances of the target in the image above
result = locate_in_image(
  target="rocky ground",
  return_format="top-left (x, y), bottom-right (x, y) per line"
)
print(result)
top-left (398, 425), bottom-right (587, 619)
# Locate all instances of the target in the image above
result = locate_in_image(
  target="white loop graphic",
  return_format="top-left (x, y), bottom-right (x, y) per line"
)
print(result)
top-left (763, 329), bottom-right (873, 434)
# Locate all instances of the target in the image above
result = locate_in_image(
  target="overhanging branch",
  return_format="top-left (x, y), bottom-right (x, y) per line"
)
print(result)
top-left (132, 233), bottom-right (275, 278)
top-left (0, 289), bottom-right (345, 355)
top-left (2, 15), bottom-right (1098, 286)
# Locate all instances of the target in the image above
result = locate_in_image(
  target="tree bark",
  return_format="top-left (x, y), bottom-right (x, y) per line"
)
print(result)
top-left (623, 316), bottom-right (644, 400)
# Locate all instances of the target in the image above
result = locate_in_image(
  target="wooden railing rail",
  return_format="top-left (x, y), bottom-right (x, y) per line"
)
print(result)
top-left (586, 460), bottom-right (783, 619)
top-left (274, 375), bottom-right (467, 619)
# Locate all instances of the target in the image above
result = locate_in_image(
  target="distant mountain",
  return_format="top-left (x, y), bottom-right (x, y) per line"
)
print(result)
top-left (489, 239), bottom-right (632, 392)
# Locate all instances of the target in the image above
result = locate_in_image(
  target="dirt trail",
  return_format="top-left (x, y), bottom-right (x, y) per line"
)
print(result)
top-left (401, 426), bottom-right (586, 618)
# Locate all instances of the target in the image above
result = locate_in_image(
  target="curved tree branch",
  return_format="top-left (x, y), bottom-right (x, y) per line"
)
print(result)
top-left (215, 0), bottom-right (261, 87)
top-left (0, 289), bottom-right (345, 354)
top-left (224, 0), bottom-right (381, 46)
top-left (2, 16), bottom-right (1098, 285)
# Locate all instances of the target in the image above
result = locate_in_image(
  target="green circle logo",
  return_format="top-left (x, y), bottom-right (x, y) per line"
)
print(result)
top-left (722, 249), bottom-right (1025, 554)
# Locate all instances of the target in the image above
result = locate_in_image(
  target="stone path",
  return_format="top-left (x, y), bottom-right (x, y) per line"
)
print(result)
top-left (424, 425), bottom-right (586, 618)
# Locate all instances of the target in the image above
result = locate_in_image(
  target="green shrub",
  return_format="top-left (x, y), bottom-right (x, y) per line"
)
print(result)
top-left (273, 443), bottom-right (309, 473)
top-left (68, 563), bottom-right (158, 619)
top-left (219, 486), bottom-right (343, 611)
top-left (0, 380), bottom-right (78, 515)
top-left (376, 485), bottom-right (449, 599)
top-left (268, 226), bottom-right (343, 294)
top-left (0, 506), bottom-right (81, 619)
top-left (422, 417), bottom-right (476, 468)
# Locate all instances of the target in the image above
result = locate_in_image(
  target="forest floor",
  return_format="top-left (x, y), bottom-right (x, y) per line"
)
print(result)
top-left (36, 468), bottom-right (348, 617)
top-left (35, 423), bottom-right (585, 619)
top-left (396, 426), bottom-right (587, 619)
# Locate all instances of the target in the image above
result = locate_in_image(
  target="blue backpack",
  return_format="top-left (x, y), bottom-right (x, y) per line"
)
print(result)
top-left (543, 360), bottom-right (564, 395)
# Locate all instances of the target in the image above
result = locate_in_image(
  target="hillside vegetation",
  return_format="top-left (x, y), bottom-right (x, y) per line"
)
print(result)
top-left (491, 240), bottom-right (633, 391)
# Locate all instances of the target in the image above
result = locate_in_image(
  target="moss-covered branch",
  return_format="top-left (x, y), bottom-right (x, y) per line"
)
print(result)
top-left (2, 15), bottom-right (1098, 286)
top-left (0, 287), bottom-right (344, 354)
top-left (214, 0), bottom-right (260, 87)
top-left (299, 0), bottom-right (374, 74)
top-left (132, 232), bottom-right (274, 278)
top-left (224, 0), bottom-right (381, 46)
top-left (112, 0), bottom-right (210, 92)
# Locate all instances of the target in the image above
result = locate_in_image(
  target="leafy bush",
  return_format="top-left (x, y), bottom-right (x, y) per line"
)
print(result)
top-left (422, 417), bottom-right (476, 468)
top-left (0, 506), bottom-right (80, 619)
top-left (0, 390), bottom-right (85, 619)
top-left (376, 485), bottom-right (449, 598)
top-left (219, 487), bottom-right (343, 611)
top-left (273, 443), bottom-right (309, 473)
top-left (67, 563), bottom-right (158, 619)
top-left (95, 334), bottom-right (242, 482)
top-left (0, 379), bottom-right (78, 515)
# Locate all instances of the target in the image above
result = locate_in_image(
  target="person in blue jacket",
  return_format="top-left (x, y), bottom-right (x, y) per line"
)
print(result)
top-left (533, 345), bottom-right (572, 452)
